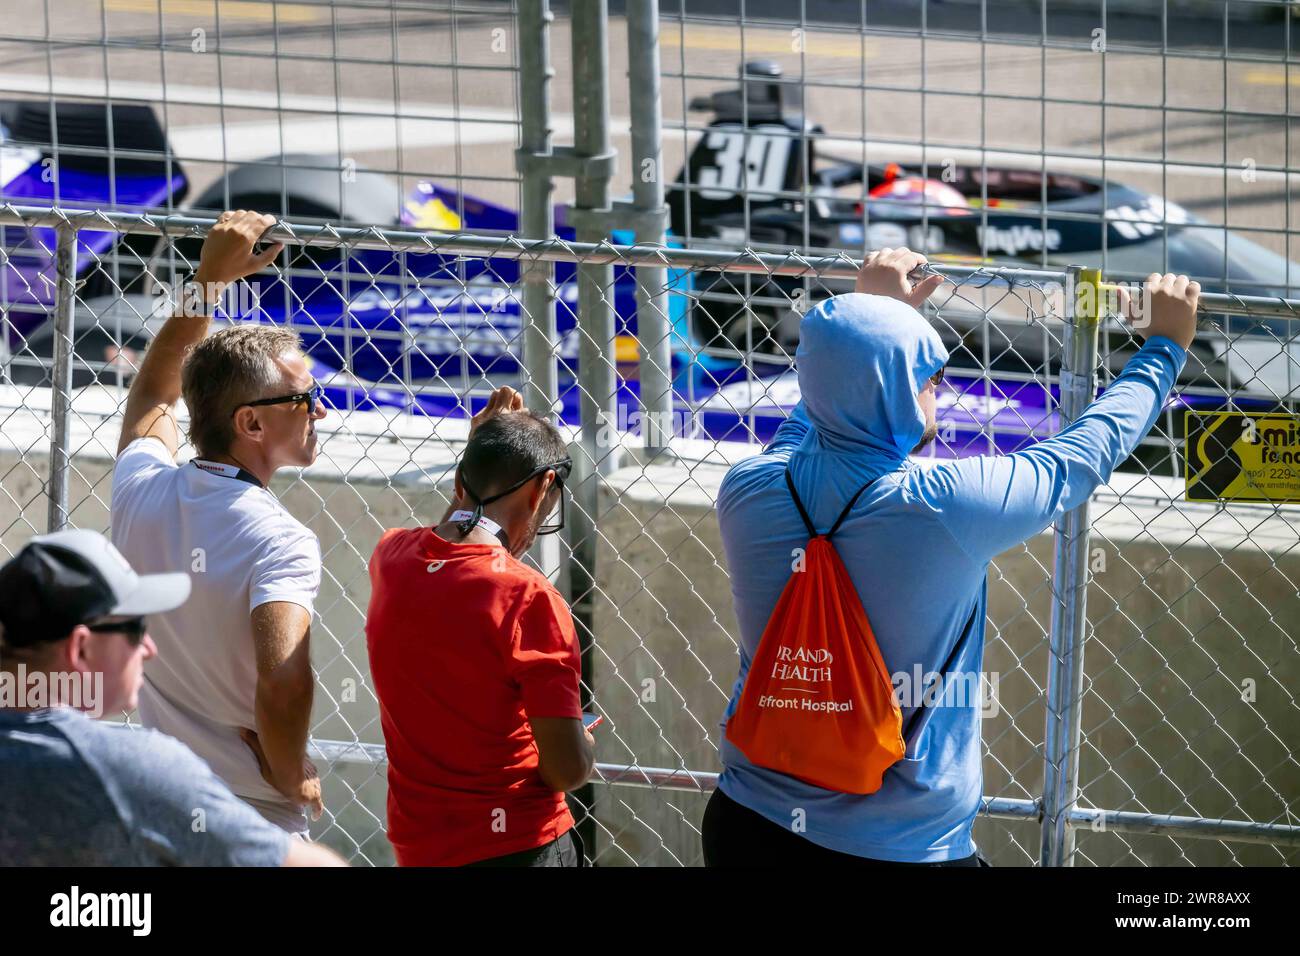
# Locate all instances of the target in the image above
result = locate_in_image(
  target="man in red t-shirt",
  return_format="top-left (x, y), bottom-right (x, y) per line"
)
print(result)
top-left (366, 389), bottom-right (594, 866)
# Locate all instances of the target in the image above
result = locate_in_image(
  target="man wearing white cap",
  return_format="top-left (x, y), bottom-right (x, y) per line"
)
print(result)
top-left (0, 530), bottom-right (343, 865)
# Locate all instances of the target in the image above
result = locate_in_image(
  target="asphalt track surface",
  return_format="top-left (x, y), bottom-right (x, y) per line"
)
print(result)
top-left (0, 0), bottom-right (1295, 265)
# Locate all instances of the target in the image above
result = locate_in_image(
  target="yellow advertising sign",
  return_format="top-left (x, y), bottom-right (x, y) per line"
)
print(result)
top-left (1184, 411), bottom-right (1300, 503)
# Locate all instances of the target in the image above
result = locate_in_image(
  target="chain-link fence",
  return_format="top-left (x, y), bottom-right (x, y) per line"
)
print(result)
top-left (1, 0), bottom-right (527, 233)
top-left (1, 203), bottom-right (1296, 866)
top-left (660, 1), bottom-right (1300, 300)
top-left (10, 2), bottom-right (1298, 290)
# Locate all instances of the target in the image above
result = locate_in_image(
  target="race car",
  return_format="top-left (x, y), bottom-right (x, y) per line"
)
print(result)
top-left (672, 61), bottom-right (1299, 388)
top-left (669, 59), bottom-right (1300, 468)
top-left (0, 84), bottom-right (1290, 473)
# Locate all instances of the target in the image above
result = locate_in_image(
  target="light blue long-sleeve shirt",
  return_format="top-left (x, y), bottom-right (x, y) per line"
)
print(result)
top-left (715, 292), bottom-right (1187, 862)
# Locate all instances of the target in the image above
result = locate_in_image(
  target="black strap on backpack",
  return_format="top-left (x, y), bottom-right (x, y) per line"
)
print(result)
top-left (902, 599), bottom-right (982, 745)
top-left (785, 468), bottom-right (878, 540)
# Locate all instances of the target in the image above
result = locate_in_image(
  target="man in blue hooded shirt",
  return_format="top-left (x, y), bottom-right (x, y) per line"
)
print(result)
top-left (707, 248), bottom-right (1201, 866)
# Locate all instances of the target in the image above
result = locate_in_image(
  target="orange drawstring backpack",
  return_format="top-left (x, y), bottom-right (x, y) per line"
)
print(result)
top-left (725, 468), bottom-right (905, 794)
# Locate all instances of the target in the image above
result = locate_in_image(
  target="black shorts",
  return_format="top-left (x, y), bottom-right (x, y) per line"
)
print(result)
top-left (701, 788), bottom-right (990, 868)
top-left (462, 828), bottom-right (585, 867)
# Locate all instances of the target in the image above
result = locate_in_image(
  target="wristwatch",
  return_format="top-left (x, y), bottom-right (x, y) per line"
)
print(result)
top-left (177, 273), bottom-right (218, 318)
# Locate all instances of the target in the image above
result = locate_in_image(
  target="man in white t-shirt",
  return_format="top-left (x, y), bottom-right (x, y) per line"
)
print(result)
top-left (111, 210), bottom-right (328, 834)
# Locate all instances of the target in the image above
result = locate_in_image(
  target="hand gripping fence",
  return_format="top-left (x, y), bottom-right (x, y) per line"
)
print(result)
top-left (1, 204), bottom-right (1297, 866)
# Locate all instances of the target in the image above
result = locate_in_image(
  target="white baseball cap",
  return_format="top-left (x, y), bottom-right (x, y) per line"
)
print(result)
top-left (0, 529), bottom-right (191, 647)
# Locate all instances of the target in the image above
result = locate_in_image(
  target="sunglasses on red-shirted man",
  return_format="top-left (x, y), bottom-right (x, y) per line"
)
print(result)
top-left (457, 458), bottom-right (572, 542)
top-left (535, 458), bottom-right (571, 535)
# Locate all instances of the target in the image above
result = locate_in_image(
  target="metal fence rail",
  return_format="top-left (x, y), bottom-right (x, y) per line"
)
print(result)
top-left (1, 205), bottom-right (1297, 866)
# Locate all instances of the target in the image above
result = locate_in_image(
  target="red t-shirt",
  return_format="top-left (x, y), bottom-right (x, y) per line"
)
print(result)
top-left (365, 527), bottom-right (582, 866)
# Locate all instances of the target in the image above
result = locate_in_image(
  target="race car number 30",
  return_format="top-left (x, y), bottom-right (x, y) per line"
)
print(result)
top-left (1185, 411), bottom-right (1300, 503)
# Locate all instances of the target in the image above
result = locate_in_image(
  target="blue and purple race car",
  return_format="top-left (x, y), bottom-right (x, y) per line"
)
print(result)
top-left (1, 83), bottom-right (1292, 471)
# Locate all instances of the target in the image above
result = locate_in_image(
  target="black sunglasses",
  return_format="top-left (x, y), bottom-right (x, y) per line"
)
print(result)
top-left (537, 458), bottom-right (571, 536)
top-left (929, 365), bottom-right (946, 387)
top-left (233, 381), bottom-right (323, 418)
top-left (500, 458), bottom-right (571, 537)
top-left (456, 456), bottom-right (572, 545)
top-left (519, 458), bottom-right (573, 535)
top-left (86, 617), bottom-right (148, 646)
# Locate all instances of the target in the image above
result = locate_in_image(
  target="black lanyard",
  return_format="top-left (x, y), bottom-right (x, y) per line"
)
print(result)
top-left (192, 459), bottom-right (264, 488)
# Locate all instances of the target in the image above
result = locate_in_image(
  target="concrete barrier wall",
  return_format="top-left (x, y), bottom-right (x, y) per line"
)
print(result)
top-left (3, 387), bottom-right (1296, 866)
top-left (590, 468), bottom-right (1300, 866)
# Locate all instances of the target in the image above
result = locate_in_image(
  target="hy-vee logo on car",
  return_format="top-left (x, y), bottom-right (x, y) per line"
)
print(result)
top-left (978, 224), bottom-right (1062, 256)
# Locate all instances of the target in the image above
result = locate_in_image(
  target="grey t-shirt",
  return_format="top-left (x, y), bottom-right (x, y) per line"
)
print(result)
top-left (0, 707), bottom-right (290, 866)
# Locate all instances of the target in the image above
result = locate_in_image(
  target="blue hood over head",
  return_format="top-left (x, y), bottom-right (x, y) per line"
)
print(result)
top-left (795, 293), bottom-right (948, 460)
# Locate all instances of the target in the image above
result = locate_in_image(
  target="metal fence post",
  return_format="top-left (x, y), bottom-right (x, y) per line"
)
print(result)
top-left (46, 221), bottom-right (76, 533)
top-left (516, 0), bottom-right (559, 420)
top-left (1039, 265), bottom-right (1102, 867)
top-left (626, 0), bottom-right (673, 456)
top-left (569, 0), bottom-right (619, 479)
top-left (566, 0), bottom-right (618, 864)
top-left (516, 0), bottom-right (566, 591)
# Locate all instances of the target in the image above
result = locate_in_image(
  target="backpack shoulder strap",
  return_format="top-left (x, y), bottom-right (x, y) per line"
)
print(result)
top-left (784, 469), bottom-right (818, 538)
top-left (826, 475), bottom-right (880, 539)
top-left (902, 598), bottom-right (982, 742)
top-left (785, 469), bottom-right (882, 540)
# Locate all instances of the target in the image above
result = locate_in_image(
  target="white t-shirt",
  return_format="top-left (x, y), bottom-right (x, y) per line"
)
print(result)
top-left (111, 438), bottom-right (321, 827)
